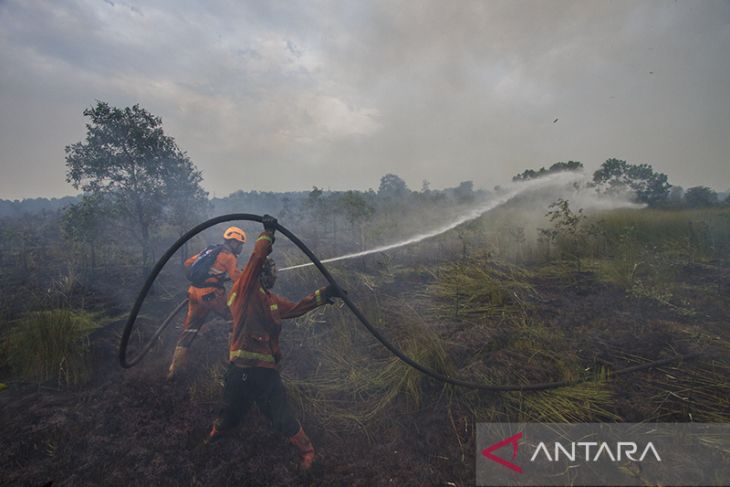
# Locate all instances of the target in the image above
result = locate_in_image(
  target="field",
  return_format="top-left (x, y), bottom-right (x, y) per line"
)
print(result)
top-left (2, 204), bottom-right (729, 486)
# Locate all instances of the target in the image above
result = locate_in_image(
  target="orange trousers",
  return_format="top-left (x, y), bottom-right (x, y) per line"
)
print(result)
top-left (176, 287), bottom-right (231, 349)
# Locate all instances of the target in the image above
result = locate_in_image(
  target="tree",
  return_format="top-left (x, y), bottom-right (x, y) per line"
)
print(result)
top-left (549, 161), bottom-right (583, 173)
top-left (378, 173), bottom-right (409, 199)
top-left (538, 198), bottom-right (587, 270)
top-left (65, 102), bottom-right (208, 269)
top-left (513, 161), bottom-right (583, 181)
top-left (513, 167), bottom-right (543, 181)
top-left (303, 186), bottom-right (328, 251)
top-left (453, 180), bottom-right (475, 203)
top-left (667, 186), bottom-right (685, 207)
top-left (341, 190), bottom-right (375, 250)
top-left (62, 194), bottom-right (108, 275)
top-left (592, 158), bottom-right (670, 206)
top-left (684, 186), bottom-right (718, 208)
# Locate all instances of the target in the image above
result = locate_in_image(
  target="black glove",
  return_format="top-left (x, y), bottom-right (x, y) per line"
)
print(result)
top-left (262, 214), bottom-right (278, 234)
top-left (323, 285), bottom-right (347, 304)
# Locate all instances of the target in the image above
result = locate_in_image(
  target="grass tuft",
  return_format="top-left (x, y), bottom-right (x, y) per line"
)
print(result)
top-left (2, 308), bottom-right (102, 386)
top-left (188, 361), bottom-right (227, 404)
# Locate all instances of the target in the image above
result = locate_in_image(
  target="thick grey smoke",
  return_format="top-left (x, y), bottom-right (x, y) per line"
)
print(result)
top-left (280, 172), bottom-right (639, 271)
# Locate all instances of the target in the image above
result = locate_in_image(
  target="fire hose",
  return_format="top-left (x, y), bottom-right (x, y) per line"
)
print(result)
top-left (119, 214), bottom-right (703, 391)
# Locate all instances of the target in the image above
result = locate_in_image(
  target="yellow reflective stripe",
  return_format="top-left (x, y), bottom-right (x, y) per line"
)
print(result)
top-left (259, 287), bottom-right (266, 294)
top-left (315, 289), bottom-right (322, 305)
top-left (256, 235), bottom-right (273, 243)
top-left (229, 349), bottom-right (275, 363)
top-left (270, 303), bottom-right (278, 312)
top-left (227, 292), bottom-right (237, 307)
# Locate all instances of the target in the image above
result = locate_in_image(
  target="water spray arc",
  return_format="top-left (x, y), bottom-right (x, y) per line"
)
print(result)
top-left (119, 211), bottom-right (702, 391)
top-left (281, 172), bottom-right (585, 271)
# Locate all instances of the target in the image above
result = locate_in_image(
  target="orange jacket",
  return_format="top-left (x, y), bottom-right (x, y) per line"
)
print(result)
top-left (227, 232), bottom-right (328, 369)
top-left (185, 246), bottom-right (241, 296)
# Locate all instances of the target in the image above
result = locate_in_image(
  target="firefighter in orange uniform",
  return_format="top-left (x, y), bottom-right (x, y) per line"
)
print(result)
top-left (207, 215), bottom-right (343, 471)
top-left (167, 226), bottom-right (247, 380)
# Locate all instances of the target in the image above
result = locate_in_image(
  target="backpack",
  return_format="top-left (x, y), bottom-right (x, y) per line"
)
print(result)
top-left (186, 245), bottom-right (225, 287)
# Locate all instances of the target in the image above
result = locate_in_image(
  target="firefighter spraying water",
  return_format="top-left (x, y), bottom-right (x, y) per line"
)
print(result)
top-left (207, 215), bottom-right (344, 470)
top-left (118, 175), bottom-right (705, 473)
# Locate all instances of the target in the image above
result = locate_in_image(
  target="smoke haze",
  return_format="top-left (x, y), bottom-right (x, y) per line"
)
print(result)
top-left (281, 172), bottom-right (640, 271)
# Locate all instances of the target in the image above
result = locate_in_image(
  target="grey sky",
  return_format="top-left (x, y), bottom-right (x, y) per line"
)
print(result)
top-left (1, 0), bottom-right (728, 199)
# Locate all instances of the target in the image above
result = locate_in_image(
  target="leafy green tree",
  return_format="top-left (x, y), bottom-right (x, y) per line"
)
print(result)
top-left (684, 186), bottom-right (718, 208)
top-left (592, 158), bottom-right (670, 206)
top-left (65, 102), bottom-right (207, 269)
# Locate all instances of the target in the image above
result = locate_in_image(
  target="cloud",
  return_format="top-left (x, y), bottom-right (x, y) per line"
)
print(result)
top-left (0, 0), bottom-right (729, 199)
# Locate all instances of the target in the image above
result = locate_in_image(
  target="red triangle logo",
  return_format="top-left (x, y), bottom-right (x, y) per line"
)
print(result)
top-left (481, 431), bottom-right (523, 473)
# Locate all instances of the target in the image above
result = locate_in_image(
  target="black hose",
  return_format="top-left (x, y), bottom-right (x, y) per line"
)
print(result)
top-left (122, 298), bottom-right (188, 368)
top-left (119, 214), bottom-right (702, 391)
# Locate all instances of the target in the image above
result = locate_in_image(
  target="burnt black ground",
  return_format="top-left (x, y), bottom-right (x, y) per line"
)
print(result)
top-left (1, 309), bottom-right (469, 487)
top-left (1, 261), bottom-right (729, 486)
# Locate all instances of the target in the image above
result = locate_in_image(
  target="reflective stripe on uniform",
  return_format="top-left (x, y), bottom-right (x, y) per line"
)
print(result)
top-left (270, 303), bottom-right (278, 312)
top-left (257, 235), bottom-right (273, 243)
top-left (315, 289), bottom-right (322, 305)
top-left (229, 349), bottom-right (275, 363)
top-left (228, 287), bottom-right (265, 306)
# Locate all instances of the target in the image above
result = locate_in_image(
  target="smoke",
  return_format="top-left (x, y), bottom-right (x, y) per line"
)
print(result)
top-left (281, 171), bottom-right (638, 271)
top-left (503, 175), bottom-right (645, 214)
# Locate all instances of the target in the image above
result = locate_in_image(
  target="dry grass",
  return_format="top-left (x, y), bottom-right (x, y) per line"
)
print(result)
top-left (186, 207), bottom-right (730, 440)
top-left (428, 261), bottom-right (537, 318)
top-left (285, 298), bottom-right (455, 437)
top-left (2, 308), bottom-right (103, 386)
top-left (188, 360), bottom-right (227, 404)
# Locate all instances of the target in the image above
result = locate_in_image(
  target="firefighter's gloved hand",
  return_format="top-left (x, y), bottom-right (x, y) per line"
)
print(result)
top-left (262, 214), bottom-right (278, 235)
top-left (323, 285), bottom-right (347, 304)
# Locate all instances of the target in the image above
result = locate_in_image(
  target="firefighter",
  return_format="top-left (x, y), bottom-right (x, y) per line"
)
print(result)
top-left (207, 215), bottom-right (344, 471)
top-left (167, 226), bottom-right (247, 381)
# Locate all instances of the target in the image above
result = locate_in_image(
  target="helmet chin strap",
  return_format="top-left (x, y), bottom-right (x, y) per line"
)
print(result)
top-left (225, 240), bottom-right (243, 255)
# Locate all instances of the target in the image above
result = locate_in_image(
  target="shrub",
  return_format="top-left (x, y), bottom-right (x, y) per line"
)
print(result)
top-left (2, 309), bottom-right (101, 386)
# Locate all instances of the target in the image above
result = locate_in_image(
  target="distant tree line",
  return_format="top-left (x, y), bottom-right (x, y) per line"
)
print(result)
top-left (513, 157), bottom-right (729, 209)
top-left (0, 196), bottom-right (79, 218)
top-left (0, 100), bottom-right (489, 318)
top-left (1, 100), bottom-right (729, 324)
top-left (512, 161), bottom-right (584, 181)
top-left (1, 100), bottom-right (727, 317)
top-left (212, 173), bottom-right (486, 259)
